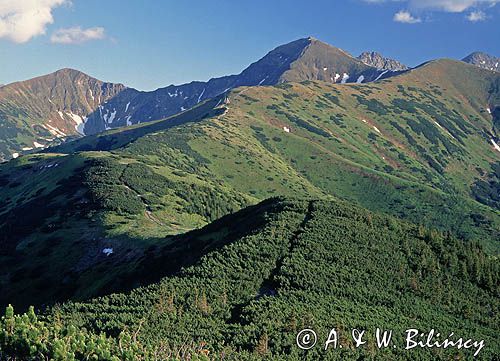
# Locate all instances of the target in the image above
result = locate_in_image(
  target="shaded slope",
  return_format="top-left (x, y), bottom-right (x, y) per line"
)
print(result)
top-left (37, 198), bottom-right (499, 360)
top-left (0, 139), bottom-right (254, 309)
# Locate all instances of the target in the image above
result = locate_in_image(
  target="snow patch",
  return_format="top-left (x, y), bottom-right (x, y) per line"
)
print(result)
top-left (374, 70), bottom-right (389, 82)
top-left (373, 126), bottom-right (381, 134)
top-left (491, 139), bottom-right (500, 153)
top-left (66, 112), bottom-right (86, 135)
top-left (33, 142), bottom-right (45, 148)
top-left (341, 73), bottom-right (350, 84)
top-left (433, 121), bottom-right (444, 130)
top-left (22, 147), bottom-right (33, 151)
top-left (108, 109), bottom-right (117, 124)
top-left (486, 108), bottom-right (491, 114)
top-left (125, 102), bottom-right (130, 112)
top-left (334, 73), bottom-right (340, 83)
top-left (57, 111), bottom-right (64, 120)
top-left (283, 126), bottom-right (290, 133)
top-left (126, 116), bottom-right (132, 126)
top-left (44, 124), bottom-right (66, 137)
top-left (197, 88), bottom-right (206, 103)
top-left (356, 75), bottom-right (365, 84)
top-left (12, 153), bottom-right (19, 159)
top-left (323, 67), bottom-right (328, 71)
top-left (102, 248), bottom-right (113, 256)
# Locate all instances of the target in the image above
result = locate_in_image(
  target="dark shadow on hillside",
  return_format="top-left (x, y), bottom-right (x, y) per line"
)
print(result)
top-left (0, 161), bottom-right (282, 312)
top-left (91, 198), bottom-right (285, 300)
top-left (44, 94), bottom-right (227, 154)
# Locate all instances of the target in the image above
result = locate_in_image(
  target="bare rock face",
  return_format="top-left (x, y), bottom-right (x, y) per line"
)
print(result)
top-left (462, 52), bottom-right (499, 73)
top-left (358, 51), bottom-right (409, 71)
top-left (0, 69), bottom-right (126, 161)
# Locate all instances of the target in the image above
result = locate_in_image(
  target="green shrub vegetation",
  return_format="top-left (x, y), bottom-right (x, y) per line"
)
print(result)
top-left (1, 198), bottom-right (498, 360)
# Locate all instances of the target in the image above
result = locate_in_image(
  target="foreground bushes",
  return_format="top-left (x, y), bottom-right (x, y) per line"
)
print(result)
top-left (0, 305), bottom-right (215, 361)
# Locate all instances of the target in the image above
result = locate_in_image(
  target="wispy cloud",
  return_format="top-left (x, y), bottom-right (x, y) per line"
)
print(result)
top-left (51, 26), bottom-right (106, 44)
top-left (467, 10), bottom-right (487, 20)
top-left (0, 0), bottom-right (68, 43)
top-left (409, 0), bottom-right (498, 12)
top-left (394, 10), bottom-right (422, 23)
top-left (364, 0), bottom-right (499, 11)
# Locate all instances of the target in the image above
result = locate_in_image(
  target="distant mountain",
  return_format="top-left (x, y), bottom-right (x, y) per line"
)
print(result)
top-left (462, 52), bottom-right (499, 72)
top-left (358, 51), bottom-right (409, 71)
top-left (83, 37), bottom-right (393, 134)
top-left (0, 69), bottom-right (125, 160)
top-left (0, 37), bottom-right (396, 160)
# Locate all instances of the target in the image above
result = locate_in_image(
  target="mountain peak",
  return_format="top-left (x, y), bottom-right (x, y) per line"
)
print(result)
top-left (54, 67), bottom-right (85, 74)
top-left (462, 51), bottom-right (499, 72)
top-left (49, 68), bottom-right (103, 82)
top-left (358, 51), bottom-right (408, 71)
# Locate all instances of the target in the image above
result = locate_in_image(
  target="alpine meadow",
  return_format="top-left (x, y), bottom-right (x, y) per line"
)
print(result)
top-left (0, 4), bottom-right (499, 360)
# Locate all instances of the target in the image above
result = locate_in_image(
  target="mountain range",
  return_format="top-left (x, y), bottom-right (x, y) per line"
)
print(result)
top-left (0, 37), bottom-right (499, 360)
top-left (1, 52), bottom-right (499, 309)
top-left (1, 37), bottom-right (497, 161)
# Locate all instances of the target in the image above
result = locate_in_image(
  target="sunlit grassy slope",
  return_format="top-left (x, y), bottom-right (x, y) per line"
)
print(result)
top-left (0, 59), bottom-right (498, 309)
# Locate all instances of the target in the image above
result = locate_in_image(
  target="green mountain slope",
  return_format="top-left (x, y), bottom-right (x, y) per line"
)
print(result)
top-left (0, 58), bottom-right (499, 310)
top-left (2, 198), bottom-right (498, 360)
top-left (52, 58), bottom-right (500, 243)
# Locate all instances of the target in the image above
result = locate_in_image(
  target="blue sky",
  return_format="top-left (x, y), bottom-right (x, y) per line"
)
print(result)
top-left (0, 0), bottom-right (499, 90)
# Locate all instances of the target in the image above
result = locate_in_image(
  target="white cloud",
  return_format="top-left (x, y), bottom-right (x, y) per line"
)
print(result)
top-left (364, 0), bottom-right (499, 12)
top-left (410, 0), bottom-right (498, 12)
top-left (467, 9), bottom-right (487, 20)
top-left (394, 10), bottom-right (422, 22)
top-left (51, 26), bottom-right (106, 44)
top-left (0, 0), bottom-right (67, 43)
